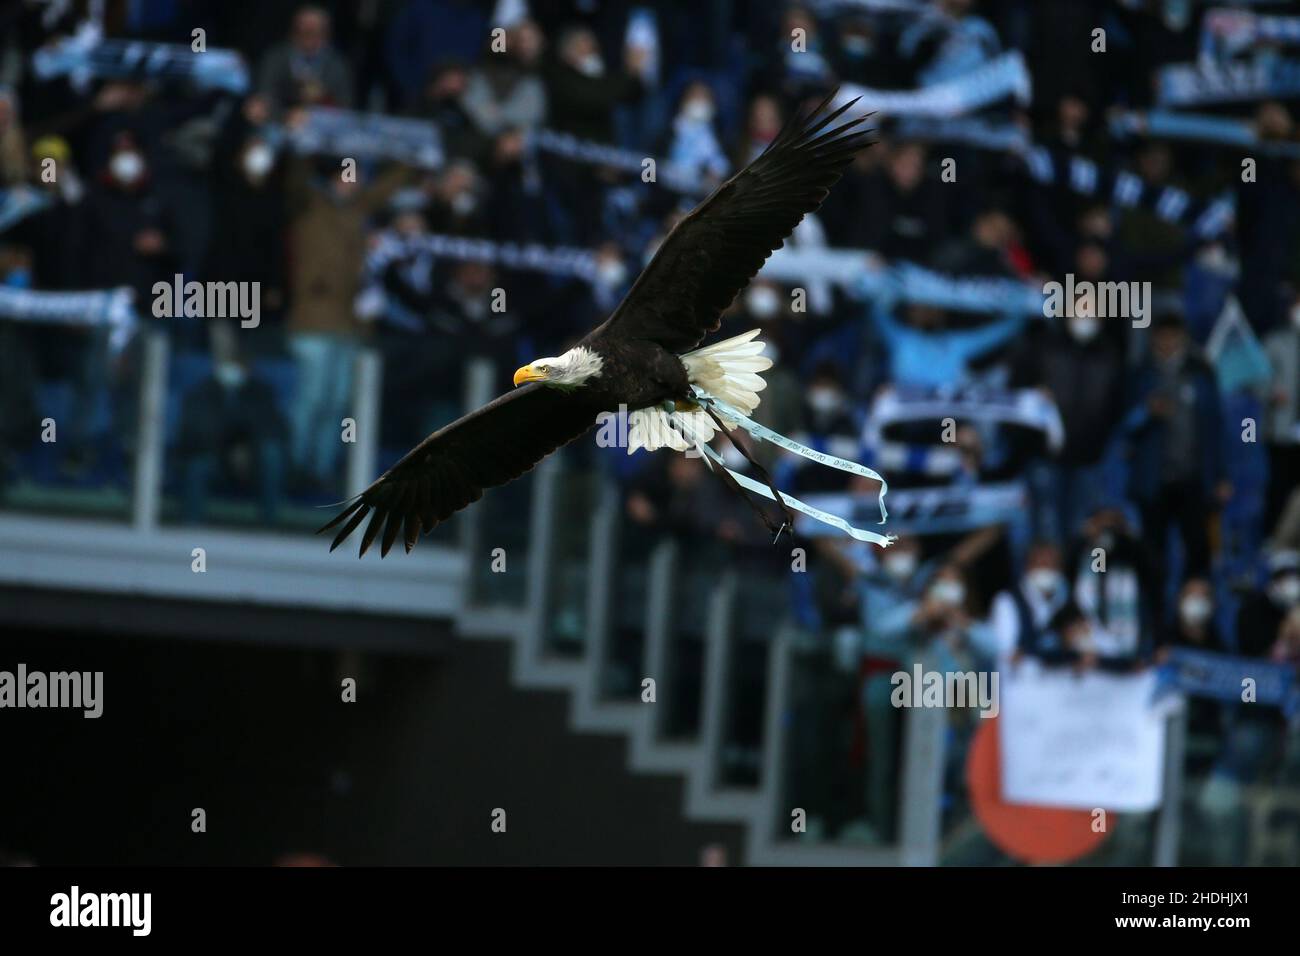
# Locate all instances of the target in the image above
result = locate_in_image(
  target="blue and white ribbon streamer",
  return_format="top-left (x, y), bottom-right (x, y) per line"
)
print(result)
top-left (689, 388), bottom-right (895, 547)
top-left (33, 36), bottom-right (249, 94)
top-left (0, 286), bottom-right (137, 352)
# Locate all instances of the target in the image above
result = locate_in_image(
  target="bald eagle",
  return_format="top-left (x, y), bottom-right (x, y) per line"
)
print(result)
top-left (321, 93), bottom-right (871, 557)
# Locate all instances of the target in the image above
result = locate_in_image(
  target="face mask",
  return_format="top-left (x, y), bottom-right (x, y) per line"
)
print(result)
top-left (1025, 568), bottom-right (1064, 598)
top-left (746, 286), bottom-right (779, 319)
top-left (1271, 575), bottom-right (1300, 607)
top-left (807, 387), bottom-right (844, 416)
top-left (929, 580), bottom-right (965, 607)
top-left (597, 260), bottom-right (627, 288)
top-left (883, 551), bottom-right (917, 582)
top-left (576, 54), bottom-right (605, 78)
top-left (450, 191), bottom-right (478, 216)
top-left (1179, 596), bottom-right (1212, 625)
top-left (214, 362), bottom-right (247, 390)
top-left (243, 143), bottom-right (275, 179)
top-left (1068, 316), bottom-right (1101, 342)
top-left (110, 151), bottom-right (145, 185)
top-left (4, 268), bottom-right (32, 290)
top-left (681, 99), bottom-right (714, 124)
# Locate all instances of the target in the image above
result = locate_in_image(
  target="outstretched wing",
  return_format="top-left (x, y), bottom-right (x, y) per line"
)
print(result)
top-left (319, 384), bottom-right (600, 557)
top-left (590, 91), bottom-right (872, 354)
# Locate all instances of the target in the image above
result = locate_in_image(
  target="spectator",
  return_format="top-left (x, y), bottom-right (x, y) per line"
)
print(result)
top-left (408, 60), bottom-right (482, 163)
top-left (868, 297), bottom-right (1027, 389)
top-left (257, 5), bottom-right (354, 114)
top-left (1236, 550), bottom-right (1300, 659)
top-left (542, 25), bottom-right (644, 143)
top-left (1122, 312), bottom-right (1230, 600)
top-left (1263, 294), bottom-right (1300, 528)
top-left (202, 95), bottom-right (286, 355)
top-left (175, 358), bottom-right (288, 524)
top-left (1066, 504), bottom-right (1159, 666)
top-left (899, 0), bottom-right (1001, 87)
top-left (461, 19), bottom-right (547, 140)
top-left (84, 131), bottom-right (176, 303)
top-left (283, 152), bottom-right (412, 490)
top-left (861, 143), bottom-right (947, 263)
top-left (989, 540), bottom-right (1073, 660)
top-left (663, 81), bottom-right (729, 190)
top-left (1014, 296), bottom-right (1126, 543)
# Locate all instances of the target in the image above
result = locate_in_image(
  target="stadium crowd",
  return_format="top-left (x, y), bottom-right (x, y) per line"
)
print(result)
top-left (1, 0), bottom-right (1299, 858)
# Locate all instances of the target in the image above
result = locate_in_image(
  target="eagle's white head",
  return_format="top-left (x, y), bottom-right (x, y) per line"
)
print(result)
top-left (513, 346), bottom-right (603, 388)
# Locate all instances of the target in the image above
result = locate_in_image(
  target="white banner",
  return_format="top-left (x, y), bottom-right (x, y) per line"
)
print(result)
top-left (999, 661), bottom-right (1168, 812)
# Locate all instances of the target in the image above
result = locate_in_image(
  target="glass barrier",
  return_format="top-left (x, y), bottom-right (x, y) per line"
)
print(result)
top-left (1173, 708), bottom-right (1300, 866)
top-left (466, 471), bottom-right (533, 607)
top-left (597, 519), bottom-right (661, 700)
top-left (1, 320), bottom-right (140, 522)
top-left (777, 640), bottom-right (909, 847)
top-left (718, 574), bottom-right (786, 787)
top-left (540, 458), bottom-right (599, 658)
top-left (658, 542), bottom-right (730, 740)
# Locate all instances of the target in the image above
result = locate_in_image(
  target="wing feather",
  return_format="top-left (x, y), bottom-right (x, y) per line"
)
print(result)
top-left (591, 92), bottom-right (872, 353)
top-left (319, 383), bottom-right (599, 557)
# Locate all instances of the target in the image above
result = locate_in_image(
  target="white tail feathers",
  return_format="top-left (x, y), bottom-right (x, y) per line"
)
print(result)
top-left (682, 329), bottom-right (772, 418)
top-left (625, 330), bottom-right (772, 455)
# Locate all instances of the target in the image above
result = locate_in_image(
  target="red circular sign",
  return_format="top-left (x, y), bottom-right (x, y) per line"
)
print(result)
top-left (965, 716), bottom-right (1112, 865)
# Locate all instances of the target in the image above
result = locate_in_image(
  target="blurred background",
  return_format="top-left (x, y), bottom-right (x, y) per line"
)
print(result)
top-left (1, 0), bottom-right (1299, 866)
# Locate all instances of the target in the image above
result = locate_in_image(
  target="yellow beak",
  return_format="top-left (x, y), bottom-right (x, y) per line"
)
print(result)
top-left (513, 364), bottom-right (545, 387)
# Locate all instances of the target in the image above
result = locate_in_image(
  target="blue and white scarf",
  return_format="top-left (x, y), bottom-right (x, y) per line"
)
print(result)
top-left (797, 481), bottom-right (1026, 538)
top-left (364, 232), bottom-right (597, 285)
top-left (1022, 144), bottom-right (1235, 240)
top-left (1201, 9), bottom-right (1300, 64)
top-left (834, 51), bottom-right (1031, 119)
top-left (1110, 109), bottom-right (1300, 159)
top-left (289, 107), bottom-right (444, 169)
top-left (761, 250), bottom-right (1046, 314)
top-left (525, 128), bottom-right (708, 196)
top-left (1158, 58), bottom-right (1300, 108)
top-left (33, 35), bottom-right (249, 94)
top-left (0, 286), bottom-right (136, 352)
top-left (1156, 647), bottom-right (1299, 717)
